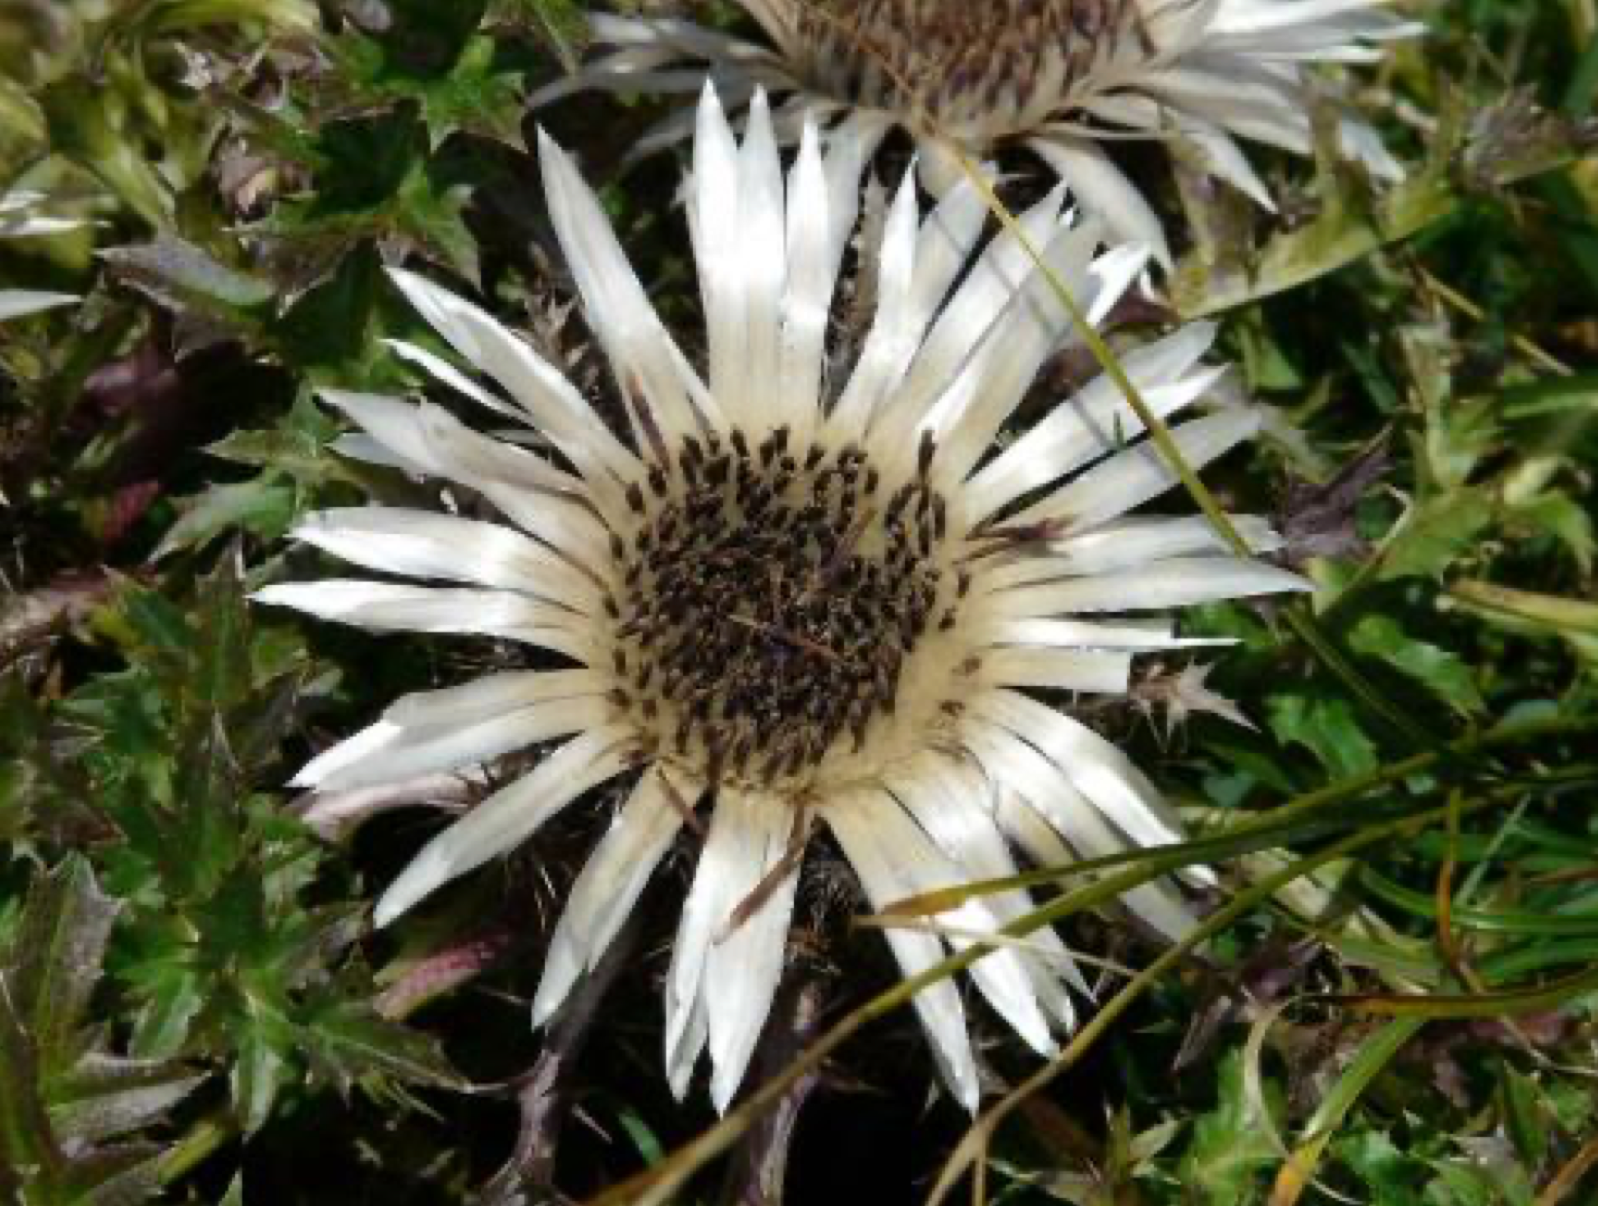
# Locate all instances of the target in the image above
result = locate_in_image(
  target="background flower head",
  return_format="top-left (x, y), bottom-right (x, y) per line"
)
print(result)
top-left (539, 0), bottom-right (1422, 264)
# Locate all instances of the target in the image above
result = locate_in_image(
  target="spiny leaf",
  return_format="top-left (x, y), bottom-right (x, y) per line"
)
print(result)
top-left (1348, 615), bottom-right (1485, 715)
top-left (153, 480), bottom-right (299, 560)
top-left (0, 859), bottom-right (202, 1206)
top-left (1177, 1049), bottom-right (1281, 1204)
top-left (1266, 689), bottom-right (1380, 780)
top-left (484, 0), bottom-right (588, 71)
top-left (7, 857), bottom-right (122, 1071)
top-left (1375, 490), bottom-right (1496, 583)
top-left (303, 1001), bottom-right (463, 1095)
top-left (50, 1053), bottom-right (206, 1145)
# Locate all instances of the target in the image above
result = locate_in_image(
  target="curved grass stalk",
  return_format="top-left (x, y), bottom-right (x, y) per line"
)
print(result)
top-left (585, 850), bottom-right (1180, 1206)
top-left (922, 804), bottom-right (1469, 1205)
top-left (939, 138), bottom-right (1445, 754)
top-left (885, 713), bottom-right (1597, 917)
top-left (1266, 1017), bottom-right (1427, 1206)
top-left (582, 713), bottom-right (1592, 1206)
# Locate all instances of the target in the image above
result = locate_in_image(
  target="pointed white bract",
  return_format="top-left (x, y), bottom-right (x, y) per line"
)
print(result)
top-left (258, 86), bottom-right (1306, 1113)
top-left (539, 0), bottom-right (1420, 265)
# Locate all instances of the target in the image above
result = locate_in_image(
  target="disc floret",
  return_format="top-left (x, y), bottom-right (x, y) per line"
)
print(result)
top-left (610, 427), bottom-right (963, 788)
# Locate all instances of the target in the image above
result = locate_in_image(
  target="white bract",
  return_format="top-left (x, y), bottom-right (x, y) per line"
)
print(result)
top-left (259, 86), bottom-right (1306, 1112)
top-left (538, 0), bottom-right (1420, 265)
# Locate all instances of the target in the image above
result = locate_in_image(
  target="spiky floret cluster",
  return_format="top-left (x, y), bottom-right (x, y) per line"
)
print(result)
top-left (613, 426), bottom-right (957, 784)
top-left (538, 0), bottom-right (1420, 264)
top-left (792, 0), bottom-right (1139, 138)
top-left (258, 86), bottom-right (1306, 1112)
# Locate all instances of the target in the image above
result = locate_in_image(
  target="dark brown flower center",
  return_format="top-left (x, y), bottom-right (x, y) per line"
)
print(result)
top-left (795, 0), bottom-right (1141, 135)
top-left (609, 427), bottom-right (960, 784)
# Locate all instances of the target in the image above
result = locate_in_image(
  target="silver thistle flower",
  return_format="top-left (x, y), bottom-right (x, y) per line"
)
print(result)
top-left (258, 86), bottom-right (1305, 1112)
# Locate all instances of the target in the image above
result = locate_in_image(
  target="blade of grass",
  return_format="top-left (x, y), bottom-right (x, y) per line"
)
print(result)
top-left (576, 642), bottom-right (1591, 1206)
top-left (886, 713), bottom-right (1595, 916)
top-left (924, 799), bottom-right (1481, 1205)
top-left (1267, 1017), bottom-right (1427, 1206)
top-left (1324, 964), bottom-right (1598, 1019)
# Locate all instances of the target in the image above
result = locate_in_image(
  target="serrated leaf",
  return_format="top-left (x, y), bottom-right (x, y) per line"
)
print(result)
top-left (153, 479), bottom-right (299, 560)
top-left (1377, 491), bottom-right (1495, 583)
top-left (0, 860), bottom-right (201, 1205)
top-left (1348, 615), bottom-right (1484, 715)
top-left (1419, 395), bottom-right (1498, 495)
top-left (1423, 1161), bottom-right (1509, 1206)
top-left (206, 395), bottom-right (343, 479)
top-left (304, 1001), bottom-right (462, 1094)
top-left (7, 858), bottom-right (122, 1071)
top-left (114, 588), bottom-right (192, 660)
top-left (231, 1021), bottom-right (293, 1134)
top-left (129, 967), bottom-right (204, 1061)
top-left (484, 0), bottom-right (588, 71)
top-left (1334, 1130), bottom-right (1424, 1204)
top-left (419, 35), bottom-right (528, 149)
top-left (50, 1146), bottom-right (165, 1206)
top-left (332, 0), bottom-right (532, 148)
top-left (100, 236), bottom-right (274, 347)
top-left (1177, 1049), bottom-right (1280, 1204)
top-left (391, 162), bottom-right (480, 284)
top-left (1266, 690), bottom-right (1380, 779)
top-left (192, 564), bottom-right (254, 713)
top-left (50, 1053), bottom-right (206, 1145)
top-left (0, 993), bottom-right (62, 1190)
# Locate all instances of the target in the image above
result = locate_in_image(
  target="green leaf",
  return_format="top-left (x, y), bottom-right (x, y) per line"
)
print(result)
top-left (1447, 580), bottom-right (1598, 665)
top-left (206, 395), bottom-right (344, 480)
top-left (153, 480), bottom-right (299, 560)
top-left (1497, 1067), bottom-right (1548, 1170)
top-left (7, 858), bottom-right (122, 1071)
top-left (114, 588), bottom-right (193, 662)
top-left (0, 860), bottom-right (202, 1205)
top-left (1376, 490), bottom-right (1496, 583)
top-left (341, 30), bottom-right (532, 150)
top-left (129, 966), bottom-right (205, 1061)
top-left (255, 110), bottom-right (480, 296)
top-left (1348, 615), bottom-right (1485, 715)
top-left (1177, 1049), bottom-right (1280, 1204)
top-left (1266, 689), bottom-right (1380, 779)
top-left (191, 562), bottom-right (255, 713)
top-left (304, 1001), bottom-right (462, 1095)
top-left (1424, 1158), bottom-right (1533, 1206)
top-left (484, 0), bottom-right (588, 71)
top-left (1335, 1131), bottom-right (1426, 1205)
top-left (1507, 491), bottom-right (1595, 573)
top-left (231, 1020), bottom-right (293, 1134)
top-left (327, 0), bottom-right (538, 147)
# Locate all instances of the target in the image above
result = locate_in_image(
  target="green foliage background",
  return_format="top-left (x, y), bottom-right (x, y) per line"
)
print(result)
top-left (1, 1), bottom-right (1595, 1203)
